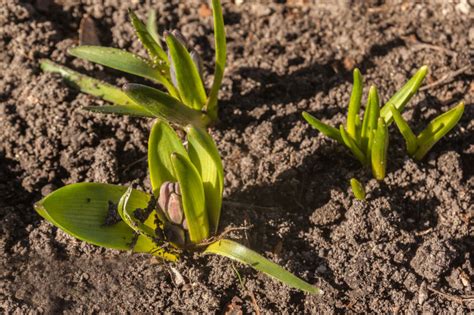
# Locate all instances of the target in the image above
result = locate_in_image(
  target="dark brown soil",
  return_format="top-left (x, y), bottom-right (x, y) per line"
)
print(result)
top-left (1, 0), bottom-right (473, 313)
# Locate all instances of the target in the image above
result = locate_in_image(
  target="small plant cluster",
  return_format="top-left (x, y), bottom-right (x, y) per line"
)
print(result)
top-left (303, 67), bottom-right (464, 199)
top-left (37, 1), bottom-right (319, 295)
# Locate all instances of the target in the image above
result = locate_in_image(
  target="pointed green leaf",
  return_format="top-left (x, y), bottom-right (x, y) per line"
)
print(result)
top-left (360, 85), bottom-right (380, 155)
top-left (380, 65), bottom-right (428, 124)
top-left (69, 46), bottom-right (176, 95)
top-left (414, 102), bottom-right (465, 160)
top-left (186, 125), bottom-right (224, 233)
top-left (302, 111), bottom-right (343, 144)
top-left (129, 10), bottom-right (168, 64)
top-left (205, 0), bottom-right (227, 121)
top-left (34, 183), bottom-right (155, 253)
top-left (350, 178), bottom-right (366, 200)
top-left (205, 239), bottom-right (321, 294)
top-left (124, 83), bottom-right (209, 127)
top-left (165, 34), bottom-right (207, 110)
top-left (171, 152), bottom-right (209, 243)
top-left (389, 105), bottom-right (417, 155)
top-left (148, 120), bottom-right (188, 194)
top-left (117, 187), bottom-right (156, 238)
top-left (339, 125), bottom-right (366, 165)
top-left (346, 68), bottom-right (363, 142)
top-left (371, 118), bottom-right (389, 180)
top-left (146, 9), bottom-right (161, 45)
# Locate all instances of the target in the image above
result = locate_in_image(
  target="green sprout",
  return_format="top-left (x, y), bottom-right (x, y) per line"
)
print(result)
top-left (35, 1), bottom-right (320, 294)
top-left (390, 101), bottom-right (465, 160)
top-left (350, 178), bottom-right (366, 200)
top-left (40, 0), bottom-right (226, 126)
top-left (302, 66), bottom-right (428, 180)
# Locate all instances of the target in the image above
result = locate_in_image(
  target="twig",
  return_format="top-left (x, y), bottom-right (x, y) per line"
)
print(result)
top-left (420, 65), bottom-right (471, 91)
top-left (428, 287), bottom-right (474, 304)
top-left (223, 200), bottom-right (282, 211)
top-left (410, 43), bottom-right (458, 58)
top-left (198, 225), bottom-right (254, 246)
top-left (123, 156), bottom-right (147, 172)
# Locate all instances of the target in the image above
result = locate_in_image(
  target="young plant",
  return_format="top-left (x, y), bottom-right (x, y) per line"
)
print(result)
top-left (40, 0), bottom-right (226, 125)
top-left (390, 101), bottom-right (465, 160)
top-left (350, 178), bottom-right (366, 200)
top-left (302, 66), bottom-right (428, 180)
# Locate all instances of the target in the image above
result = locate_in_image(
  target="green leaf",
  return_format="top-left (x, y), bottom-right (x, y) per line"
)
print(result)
top-left (339, 125), bottom-right (366, 165)
top-left (350, 178), bottom-right (366, 200)
top-left (148, 120), bottom-right (188, 194)
top-left (124, 83), bottom-right (209, 127)
top-left (171, 152), bottom-right (209, 243)
top-left (41, 59), bottom-right (152, 115)
top-left (371, 118), bottom-right (389, 180)
top-left (414, 101), bottom-right (465, 160)
top-left (205, 0), bottom-right (227, 121)
top-left (346, 68), bottom-right (363, 142)
top-left (129, 10), bottom-right (168, 64)
top-left (360, 85), bottom-right (380, 156)
top-left (380, 65), bottom-right (428, 124)
top-left (69, 46), bottom-right (176, 95)
top-left (117, 187), bottom-right (179, 260)
top-left (83, 105), bottom-right (154, 117)
top-left (302, 111), bottom-right (343, 144)
top-left (34, 183), bottom-right (160, 254)
top-left (186, 125), bottom-right (224, 233)
top-left (165, 34), bottom-right (207, 110)
top-left (146, 9), bottom-right (161, 45)
top-left (204, 239), bottom-right (321, 294)
top-left (389, 105), bottom-right (417, 155)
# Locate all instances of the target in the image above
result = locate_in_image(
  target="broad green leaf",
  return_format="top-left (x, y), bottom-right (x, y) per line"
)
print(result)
top-left (148, 120), bottom-right (188, 194)
top-left (165, 34), bottom-right (207, 110)
top-left (146, 9), bottom-right (161, 45)
top-left (204, 239), bottom-right (321, 294)
top-left (346, 68), bottom-right (363, 142)
top-left (34, 183), bottom-right (156, 253)
top-left (205, 0), bottom-right (227, 121)
top-left (371, 118), bottom-right (389, 180)
top-left (69, 46), bottom-right (176, 95)
top-left (186, 125), bottom-right (224, 233)
top-left (414, 101), bottom-right (465, 160)
top-left (340, 125), bottom-right (366, 165)
top-left (84, 105), bottom-right (154, 117)
top-left (124, 84), bottom-right (209, 127)
top-left (360, 85), bottom-right (380, 155)
top-left (129, 10), bottom-right (168, 64)
top-left (41, 59), bottom-right (149, 114)
top-left (350, 178), bottom-right (366, 200)
top-left (380, 66), bottom-right (428, 124)
top-left (171, 152), bottom-right (209, 243)
top-left (389, 105), bottom-right (417, 155)
top-left (302, 112), bottom-right (343, 144)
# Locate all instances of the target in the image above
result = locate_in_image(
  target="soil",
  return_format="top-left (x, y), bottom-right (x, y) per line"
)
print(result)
top-left (1, 0), bottom-right (473, 313)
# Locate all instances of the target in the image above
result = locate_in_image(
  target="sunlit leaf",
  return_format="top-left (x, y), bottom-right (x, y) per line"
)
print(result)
top-left (83, 105), bottom-right (154, 117)
top-left (165, 34), bottom-right (207, 110)
top-left (171, 152), bottom-right (209, 243)
top-left (414, 101), bottom-right (465, 160)
top-left (360, 85), bottom-right (380, 156)
top-left (69, 46), bottom-right (176, 95)
top-left (346, 68), bottom-right (363, 142)
top-left (340, 125), bottom-right (366, 165)
top-left (186, 125), bottom-right (224, 233)
top-left (380, 65), bottom-right (428, 124)
top-left (371, 118), bottom-right (389, 180)
top-left (302, 111), bottom-right (343, 144)
top-left (389, 105), bottom-right (417, 155)
top-left (148, 120), bottom-right (188, 194)
top-left (129, 10), bottom-right (168, 64)
top-left (146, 9), bottom-right (161, 45)
top-left (124, 83), bottom-right (209, 127)
top-left (350, 178), bottom-right (366, 200)
top-left (205, 239), bottom-right (321, 294)
top-left (35, 183), bottom-right (151, 252)
top-left (205, 0), bottom-right (227, 121)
